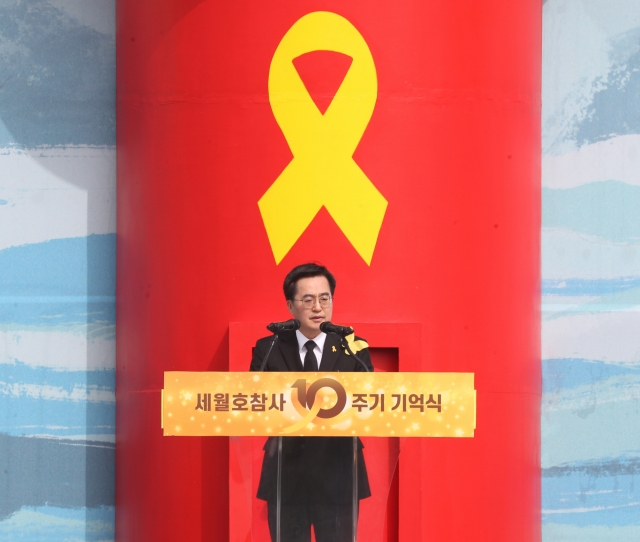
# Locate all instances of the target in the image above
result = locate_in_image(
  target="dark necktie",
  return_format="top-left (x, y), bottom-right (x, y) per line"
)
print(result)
top-left (304, 340), bottom-right (318, 372)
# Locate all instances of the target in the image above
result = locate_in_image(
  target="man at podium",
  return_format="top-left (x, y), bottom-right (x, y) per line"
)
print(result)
top-left (250, 263), bottom-right (373, 542)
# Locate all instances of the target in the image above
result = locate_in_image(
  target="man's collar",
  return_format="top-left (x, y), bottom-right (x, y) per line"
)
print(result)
top-left (295, 329), bottom-right (327, 353)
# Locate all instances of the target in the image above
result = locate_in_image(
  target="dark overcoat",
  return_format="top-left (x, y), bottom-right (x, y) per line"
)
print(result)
top-left (250, 330), bottom-right (372, 504)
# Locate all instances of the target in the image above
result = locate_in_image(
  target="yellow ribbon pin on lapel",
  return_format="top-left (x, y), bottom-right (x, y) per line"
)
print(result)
top-left (259, 11), bottom-right (388, 265)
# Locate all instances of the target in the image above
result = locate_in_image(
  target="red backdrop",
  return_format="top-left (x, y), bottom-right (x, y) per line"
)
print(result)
top-left (117, 0), bottom-right (541, 540)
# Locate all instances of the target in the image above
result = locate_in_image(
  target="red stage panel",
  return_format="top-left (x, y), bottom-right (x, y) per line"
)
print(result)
top-left (117, 1), bottom-right (540, 540)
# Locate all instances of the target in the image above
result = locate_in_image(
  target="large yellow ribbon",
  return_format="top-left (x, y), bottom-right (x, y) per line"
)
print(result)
top-left (259, 11), bottom-right (388, 265)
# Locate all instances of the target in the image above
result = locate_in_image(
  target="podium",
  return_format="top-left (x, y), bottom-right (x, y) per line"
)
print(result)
top-left (162, 366), bottom-right (475, 542)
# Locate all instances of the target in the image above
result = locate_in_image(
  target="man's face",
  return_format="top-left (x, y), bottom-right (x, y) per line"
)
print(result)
top-left (287, 275), bottom-right (333, 339)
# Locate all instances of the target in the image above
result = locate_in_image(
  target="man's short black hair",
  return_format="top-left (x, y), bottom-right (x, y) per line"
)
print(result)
top-left (283, 263), bottom-right (336, 300)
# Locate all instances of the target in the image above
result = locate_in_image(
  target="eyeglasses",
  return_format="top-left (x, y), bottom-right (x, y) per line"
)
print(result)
top-left (294, 294), bottom-right (333, 309)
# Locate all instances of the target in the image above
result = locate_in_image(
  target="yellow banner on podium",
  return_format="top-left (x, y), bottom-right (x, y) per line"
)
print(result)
top-left (162, 372), bottom-right (476, 437)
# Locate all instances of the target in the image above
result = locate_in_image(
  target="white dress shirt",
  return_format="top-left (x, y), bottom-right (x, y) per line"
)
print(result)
top-left (295, 330), bottom-right (327, 369)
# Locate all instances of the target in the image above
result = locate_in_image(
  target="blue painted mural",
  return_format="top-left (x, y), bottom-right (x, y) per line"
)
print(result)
top-left (542, 0), bottom-right (640, 539)
top-left (0, 0), bottom-right (116, 539)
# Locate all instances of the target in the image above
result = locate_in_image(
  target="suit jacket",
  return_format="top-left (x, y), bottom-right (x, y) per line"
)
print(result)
top-left (250, 330), bottom-right (373, 504)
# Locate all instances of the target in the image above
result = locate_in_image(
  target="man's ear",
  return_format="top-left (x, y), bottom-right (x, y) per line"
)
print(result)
top-left (286, 300), bottom-right (294, 315)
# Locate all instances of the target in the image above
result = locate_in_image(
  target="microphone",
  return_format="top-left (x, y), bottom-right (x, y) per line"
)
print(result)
top-left (319, 321), bottom-right (354, 337)
top-left (266, 319), bottom-right (301, 334)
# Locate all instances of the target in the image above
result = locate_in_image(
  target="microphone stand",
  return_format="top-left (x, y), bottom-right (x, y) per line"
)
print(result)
top-left (340, 336), bottom-right (370, 542)
top-left (341, 338), bottom-right (371, 373)
top-left (258, 332), bottom-right (282, 542)
top-left (258, 333), bottom-right (278, 373)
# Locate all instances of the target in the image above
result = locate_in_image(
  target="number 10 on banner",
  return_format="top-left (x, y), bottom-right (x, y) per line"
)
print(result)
top-left (162, 372), bottom-right (476, 438)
